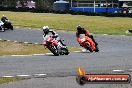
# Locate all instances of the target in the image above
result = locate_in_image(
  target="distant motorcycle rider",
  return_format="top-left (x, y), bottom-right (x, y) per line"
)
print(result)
top-left (1, 15), bottom-right (8, 23)
top-left (42, 26), bottom-right (66, 47)
top-left (76, 25), bottom-right (98, 46)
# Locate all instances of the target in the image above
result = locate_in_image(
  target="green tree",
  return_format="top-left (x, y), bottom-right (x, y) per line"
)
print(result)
top-left (35, 0), bottom-right (44, 9)
top-left (35, 0), bottom-right (54, 10)
top-left (3, 0), bottom-right (17, 7)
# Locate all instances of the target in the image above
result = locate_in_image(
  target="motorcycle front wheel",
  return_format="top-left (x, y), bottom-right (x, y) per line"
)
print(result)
top-left (10, 25), bottom-right (13, 30)
top-left (95, 45), bottom-right (99, 52)
top-left (61, 48), bottom-right (69, 55)
top-left (47, 44), bottom-right (59, 56)
top-left (85, 42), bottom-right (93, 52)
top-left (0, 27), bottom-right (5, 32)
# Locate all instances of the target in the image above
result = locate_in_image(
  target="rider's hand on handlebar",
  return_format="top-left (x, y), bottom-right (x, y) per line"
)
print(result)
top-left (52, 35), bottom-right (58, 38)
top-left (79, 43), bottom-right (83, 47)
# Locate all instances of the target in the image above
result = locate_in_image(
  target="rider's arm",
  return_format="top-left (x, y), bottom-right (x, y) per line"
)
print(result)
top-left (83, 29), bottom-right (91, 36)
top-left (43, 34), bottom-right (44, 38)
top-left (1, 17), bottom-right (8, 22)
top-left (5, 17), bottom-right (8, 20)
top-left (76, 32), bottom-right (82, 45)
top-left (43, 34), bottom-right (45, 39)
top-left (43, 33), bottom-right (46, 39)
top-left (1, 17), bottom-right (4, 21)
top-left (49, 30), bottom-right (58, 37)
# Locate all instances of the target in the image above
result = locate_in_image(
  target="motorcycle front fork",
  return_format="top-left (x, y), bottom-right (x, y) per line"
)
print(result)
top-left (57, 42), bottom-right (64, 53)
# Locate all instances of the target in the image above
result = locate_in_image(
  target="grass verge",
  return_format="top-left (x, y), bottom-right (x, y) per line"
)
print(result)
top-left (0, 41), bottom-right (81, 56)
top-left (0, 77), bottom-right (26, 84)
top-left (0, 11), bottom-right (132, 35)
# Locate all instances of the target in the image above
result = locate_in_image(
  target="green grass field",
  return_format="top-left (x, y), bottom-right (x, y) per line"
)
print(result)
top-left (0, 11), bottom-right (132, 35)
top-left (0, 41), bottom-right (81, 56)
top-left (0, 77), bottom-right (25, 84)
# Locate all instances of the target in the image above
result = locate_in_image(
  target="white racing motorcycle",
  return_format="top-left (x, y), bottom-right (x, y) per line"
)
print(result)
top-left (0, 21), bottom-right (5, 32)
top-left (43, 35), bottom-right (69, 56)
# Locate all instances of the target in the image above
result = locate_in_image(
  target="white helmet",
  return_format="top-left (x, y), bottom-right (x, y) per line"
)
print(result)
top-left (43, 26), bottom-right (49, 30)
top-left (43, 26), bottom-right (49, 33)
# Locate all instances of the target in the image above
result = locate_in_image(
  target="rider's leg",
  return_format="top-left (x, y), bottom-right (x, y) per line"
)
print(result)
top-left (88, 35), bottom-right (98, 45)
top-left (77, 38), bottom-right (83, 46)
top-left (56, 37), bottom-right (66, 47)
top-left (59, 40), bottom-right (66, 46)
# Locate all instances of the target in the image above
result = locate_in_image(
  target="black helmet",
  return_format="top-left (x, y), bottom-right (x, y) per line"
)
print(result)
top-left (77, 25), bottom-right (83, 31)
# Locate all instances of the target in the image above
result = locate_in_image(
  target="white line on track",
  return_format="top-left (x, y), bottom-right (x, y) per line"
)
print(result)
top-left (1, 54), bottom-right (46, 57)
top-left (17, 75), bottom-right (31, 77)
top-left (0, 73), bottom-right (47, 78)
top-left (103, 34), bottom-right (108, 35)
top-left (2, 76), bottom-right (14, 78)
top-left (33, 54), bottom-right (45, 56)
top-left (113, 70), bottom-right (125, 72)
top-left (34, 74), bottom-right (46, 76)
top-left (74, 51), bottom-right (82, 53)
top-left (34, 43), bottom-right (38, 44)
top-left (82, 49), bottom-right (87, 52)
top-left (46, 53), bottom-right (53, 55)
top-left (120, 35), bottom-right (125, 36)
top-left (11, 55), bottom-right (32, 57)
top-left (15, 27), bottom-right (20, 28)
top-left (33, 74), bottom-right (47, 78)
top-left (24, 42), bottom-right (29, 44)
top-left (14, 41), bottom-right (18, 43)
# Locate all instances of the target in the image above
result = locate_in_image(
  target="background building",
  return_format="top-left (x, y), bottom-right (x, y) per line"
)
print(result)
top-left (0, 0), bottom-right (132, 13)
top-left (119, 0), bottom-right (132, 13)
top-left (70, 0), bottom-right (132, 13)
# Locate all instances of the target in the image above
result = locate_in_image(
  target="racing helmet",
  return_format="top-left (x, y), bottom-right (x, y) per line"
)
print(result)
top-left (2, 15), bottom-right (6, 18)
top-left (77, 25), bottom-right (83, 31)
top-left (43, 26), bottom-right (49, 34)
top-left (2, 15), bottom-right (5, 17)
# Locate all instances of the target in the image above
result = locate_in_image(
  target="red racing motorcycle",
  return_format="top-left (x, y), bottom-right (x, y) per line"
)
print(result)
top-left (43, 35), bottom-right (69, 56)
top-left (80, 35), bottom-right (99, 52)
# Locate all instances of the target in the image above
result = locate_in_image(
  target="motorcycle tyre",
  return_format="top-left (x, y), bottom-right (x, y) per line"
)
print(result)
top-left (47, 44), bottom-right (59, 56)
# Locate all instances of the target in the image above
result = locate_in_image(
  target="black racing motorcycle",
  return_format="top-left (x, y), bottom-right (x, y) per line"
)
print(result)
top-left (3, 20), bottom-right (13, 30)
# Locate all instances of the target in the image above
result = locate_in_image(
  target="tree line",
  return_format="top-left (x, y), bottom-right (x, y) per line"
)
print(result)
top-left (0, 0), bottom-right (56, 10)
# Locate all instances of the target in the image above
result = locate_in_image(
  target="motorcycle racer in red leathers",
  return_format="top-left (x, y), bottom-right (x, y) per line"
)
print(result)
top-left (76, 25), bottom-right (98, 46)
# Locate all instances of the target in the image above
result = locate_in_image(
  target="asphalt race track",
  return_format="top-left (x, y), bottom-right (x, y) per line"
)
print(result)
top-left (0, 28), bottom-right (132, 88)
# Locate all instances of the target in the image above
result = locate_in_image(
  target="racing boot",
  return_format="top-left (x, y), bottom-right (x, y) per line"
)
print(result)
top-left (60, 40), bottom-right (66, 46)
top-left (59, 40), bottom-right (67, 48)
top-left (94, 42), bottom-right (98, 46)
